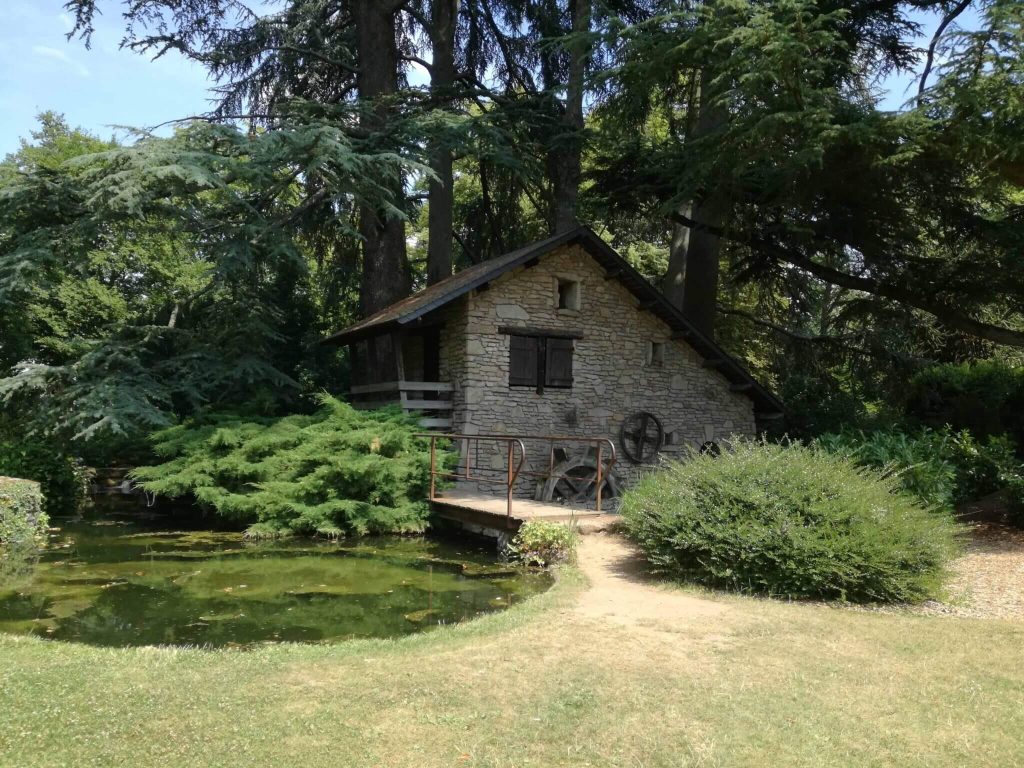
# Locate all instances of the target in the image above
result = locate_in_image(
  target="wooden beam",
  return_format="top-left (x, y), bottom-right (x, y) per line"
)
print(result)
top-left (702, 358), bottom-right (726, 369)
top-left (402, 400), bottom-right (454, 410)
top-left (399, 381), bottom-right (454, 392)
top-left (730, 382), bottom-right (754, 392)
top-left (418, 417), bottom-right (453, 429)
top-left (603, 269), bottom-right (623, 281)
top-left (350, 380), bottom-right (453, 395)
top-left (671, 330), bottom-right (691, 340)
top-left (497, 326), bottom-right (584, 340)
top-left (757, 411), bottom-right (786, 420)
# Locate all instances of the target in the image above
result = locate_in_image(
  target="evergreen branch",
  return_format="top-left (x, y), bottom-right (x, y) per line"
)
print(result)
top-left (672, 211), bottom-right (1024, 349)
top-left (717, 305), bottom-right (873, 357)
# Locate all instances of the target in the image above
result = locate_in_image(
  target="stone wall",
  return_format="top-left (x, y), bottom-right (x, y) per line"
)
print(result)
top-left (438, 244), bottom-right (757, 493)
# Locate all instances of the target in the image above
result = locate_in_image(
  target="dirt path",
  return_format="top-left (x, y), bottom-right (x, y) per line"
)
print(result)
top-left (576, 526), bottom-right (1024, 624)
top-left (573, 533), bottom-right (729, 629)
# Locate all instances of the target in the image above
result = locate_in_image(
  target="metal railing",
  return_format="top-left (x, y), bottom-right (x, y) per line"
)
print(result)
top-left (424, 434), bottom-right (527, 518)
top-left (421, 433), bottom-right (618, 519)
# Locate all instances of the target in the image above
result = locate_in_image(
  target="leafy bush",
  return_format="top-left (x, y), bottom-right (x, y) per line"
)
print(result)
top-left (620, 440), bottom-right (961, 603)
top-left (506, 521), bottom-right (577, 567)
top-left (0, 476), bottom-right (49, 549)
top-left (816, 426), bottom-right (1024, 513)
top-left (906, 361), bottom-right (1024, 448)
top-left (133, 396), bottom-right (436, 537)
top-left (0, 422), bottom-right (91, 517)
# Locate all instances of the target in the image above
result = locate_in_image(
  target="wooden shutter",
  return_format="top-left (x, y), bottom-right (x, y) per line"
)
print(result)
top-left (545, 338), bottom-right (574, 388)
top-left (509, 335), bottom-right (538, 387)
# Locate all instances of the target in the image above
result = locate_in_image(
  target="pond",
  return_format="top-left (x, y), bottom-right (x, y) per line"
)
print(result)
top-left (0, 513), bottom-right (551, 648)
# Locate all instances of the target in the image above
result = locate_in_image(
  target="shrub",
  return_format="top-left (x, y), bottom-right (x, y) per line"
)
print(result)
top-left (816, 426), bottom-right (1024, 514)
top-left (0, 476), bottom-right (49, 550)
top-left (0, 424), bottom-right (91, 517)
top-left (133, 396), bottom-right (436, 537)
top-left (506, 520), bottom-right (578, 567)
top-left (620, 440), bottom-right (961, 603)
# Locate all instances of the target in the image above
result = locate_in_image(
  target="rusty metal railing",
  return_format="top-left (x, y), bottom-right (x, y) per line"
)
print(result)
top-left (424, 434), bottom-right (527, 519)
top-left (420, 433), bottom-right (617, 520)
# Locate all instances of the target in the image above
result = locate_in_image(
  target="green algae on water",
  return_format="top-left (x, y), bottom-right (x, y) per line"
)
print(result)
top-left (0, 514), bottom-right (551, 648)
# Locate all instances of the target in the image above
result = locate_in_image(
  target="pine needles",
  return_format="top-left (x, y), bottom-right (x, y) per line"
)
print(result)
top-left (133, 396), bottom-right (437, 537)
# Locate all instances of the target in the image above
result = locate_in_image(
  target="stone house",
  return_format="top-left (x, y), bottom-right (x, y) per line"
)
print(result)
top-left (324, 226), bottom-right (782, 498)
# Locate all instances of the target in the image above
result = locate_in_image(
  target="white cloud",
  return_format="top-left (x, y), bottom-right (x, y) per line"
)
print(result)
top-left (58, 12), bottom-right (74, 30)
top-left (31, 45), bottom-right (90, 78)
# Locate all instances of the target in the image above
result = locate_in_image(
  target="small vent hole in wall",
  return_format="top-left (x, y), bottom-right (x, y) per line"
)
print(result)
top-left (564, 405), bottom-right (579, 427)
top-left (647, 341), bottom-right (665, 367)
top-left (558, 278), bottom-right (581, 310)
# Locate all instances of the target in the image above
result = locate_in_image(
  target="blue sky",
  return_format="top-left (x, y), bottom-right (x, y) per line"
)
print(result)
top-left (0, 2), bottom-right (976, 157)
top-left (0, 0), bottom-right (213, 155)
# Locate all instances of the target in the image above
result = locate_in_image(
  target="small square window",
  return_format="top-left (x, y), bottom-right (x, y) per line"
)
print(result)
top-left (647, 341), bottom-right (665, 367)
top-left (557, 278), bottom-right (581, 310)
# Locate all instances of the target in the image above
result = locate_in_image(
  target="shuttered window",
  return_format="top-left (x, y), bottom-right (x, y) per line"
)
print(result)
top-left (508, 334), bottom-right (574, 392)
top-left (509, 335), bottom-right (539, 387)
top-left (545, 338), bottom-right (574, 388)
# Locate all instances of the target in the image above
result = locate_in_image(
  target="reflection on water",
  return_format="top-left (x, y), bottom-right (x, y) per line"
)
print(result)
top-left (0, 513), bottom-right (550, 648)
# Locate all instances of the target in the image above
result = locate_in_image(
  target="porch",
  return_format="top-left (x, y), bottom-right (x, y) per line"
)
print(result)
top-left (423, 433), bottom-right (622, 541)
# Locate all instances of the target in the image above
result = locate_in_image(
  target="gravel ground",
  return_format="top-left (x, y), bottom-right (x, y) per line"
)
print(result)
top-left (919, 523), bottom-right (1024, 620)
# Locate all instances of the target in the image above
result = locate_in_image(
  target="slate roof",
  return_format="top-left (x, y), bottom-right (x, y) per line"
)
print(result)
top-left (323, 226), bottom-right (784, 417)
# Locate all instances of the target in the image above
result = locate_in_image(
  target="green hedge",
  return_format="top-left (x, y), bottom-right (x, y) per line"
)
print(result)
top-left (620, 440), bottom-right (961, 603)
top-left (0, 476), bottom-right (49, 550)
top-left (133, 396), bottom-right (438, 538)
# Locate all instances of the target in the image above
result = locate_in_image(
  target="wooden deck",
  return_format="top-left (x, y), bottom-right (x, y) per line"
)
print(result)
top-left (430, 491), bottom-right (620, 538)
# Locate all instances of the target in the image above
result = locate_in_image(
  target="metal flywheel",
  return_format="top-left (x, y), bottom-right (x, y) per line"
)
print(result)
top-left (620, 411), bottom-right (664, 464)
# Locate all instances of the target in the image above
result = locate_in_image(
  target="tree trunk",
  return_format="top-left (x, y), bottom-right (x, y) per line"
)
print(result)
top-left (663, 73), bottom-right (727, 339)
top-left (551, 0), bottom-right (590, 234)
top-left (354, 0), bottom-right (410, 380)
top-left (427, 0), bottom-right (458, 285)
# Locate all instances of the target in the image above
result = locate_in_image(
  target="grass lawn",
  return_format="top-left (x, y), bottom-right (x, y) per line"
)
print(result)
top-left (2, 569), bottom-right (1023, 768)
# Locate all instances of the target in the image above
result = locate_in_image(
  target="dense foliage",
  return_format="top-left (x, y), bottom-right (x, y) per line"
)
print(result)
top-left (506, 521), bottom-right (578, 568)
top-left (906, 361), bottom-right (1024, 447)
top-left (0, 476), bottom-right (48, 550)
top-left (817, 427), bottom-right (1024, 523)
top-left (133, 397), bottom-right (436, 538)
top-left (621, 441), bottom-right (961, 602)
top-left (0, 419), bottom-right (90, 517)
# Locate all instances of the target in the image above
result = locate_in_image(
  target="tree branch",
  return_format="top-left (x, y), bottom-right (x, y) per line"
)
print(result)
top-left (717, 305), bottom-right (874, 357)
top-left (917, 0), bottom-right (971, 103)
top-left (671, 212), bottom-right (1024, 348)
top-left (401, 54), bottom-right (435, 73)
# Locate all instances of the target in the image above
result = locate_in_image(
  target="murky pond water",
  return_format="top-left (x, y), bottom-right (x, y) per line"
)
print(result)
top-left (0, 513), bottom-right (551, 647)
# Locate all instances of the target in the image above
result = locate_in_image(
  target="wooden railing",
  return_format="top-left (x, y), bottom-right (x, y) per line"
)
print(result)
top-left (350, 380), bottom-right (453, 430)
top-left (422, 433), bottom-right (617, 519)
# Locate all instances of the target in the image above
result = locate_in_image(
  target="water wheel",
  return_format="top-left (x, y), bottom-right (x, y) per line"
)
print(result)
top-left (620, 411), bottom-right (664, 464)
top-left (535, 449), bottom-right (620, 507)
